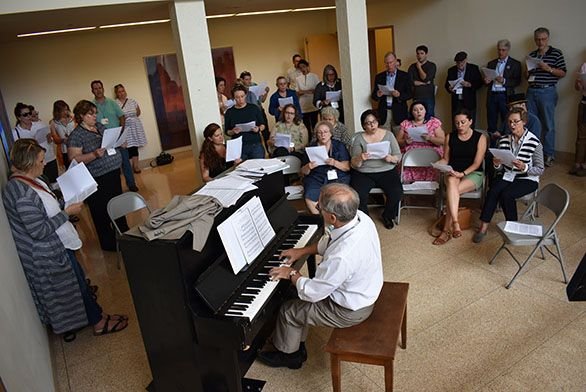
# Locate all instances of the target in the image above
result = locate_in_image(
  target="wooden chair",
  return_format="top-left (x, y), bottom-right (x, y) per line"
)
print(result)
top-left (324, 282), bottom-right (409, 392)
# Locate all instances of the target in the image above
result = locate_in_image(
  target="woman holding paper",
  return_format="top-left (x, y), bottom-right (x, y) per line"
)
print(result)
top-left (350, 109), bottom-right (402, 229)
top-left (68, 100), bottom-right (127, 251)
top-left (268, 104), bottom-right (308, 157)
top-left (268, 76), bottom-right (302, 122)
top-left (313, 64), bottom-right (344, 123)
top-left (396, 101), bottom-right (445, 182)
top-left (200, 123), bottom-right (241, 182)
top-left (473, 108), bottom-right (543, 243)
top-left (114, 84), bottom-right (148, 174)
top-left (432, 109), bottom-right (487, 245)
top-left (3, 139), bottom-right (128, 339)
top-left (224, 85), bottom-right (266, 160)
top-left (301, 121), bottom-right (350, 214)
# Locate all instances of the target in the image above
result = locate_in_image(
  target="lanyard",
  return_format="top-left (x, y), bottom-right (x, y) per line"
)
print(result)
top-left (509, 130), bottom-right (528, 157)
top-left (11, 175), bottom-right (57, 200)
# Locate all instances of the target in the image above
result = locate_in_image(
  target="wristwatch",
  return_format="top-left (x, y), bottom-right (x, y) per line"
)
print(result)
top-left (289, 269), bottom-right (299, 278)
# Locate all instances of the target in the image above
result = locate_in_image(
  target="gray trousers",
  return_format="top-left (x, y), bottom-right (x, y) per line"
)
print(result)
top-left (273, 297), bottom-right (374, 353)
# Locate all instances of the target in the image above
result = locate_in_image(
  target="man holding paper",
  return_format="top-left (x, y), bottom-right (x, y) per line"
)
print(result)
top-left (258, 183), bottom-right (383, 369)
top-left (483, 39), bottom-right (521, 144)
top-left (473, 108), bottom-right (544, 243)
top-left (525, 27), bottom-right (566, 167)
top-left (268, 76), bottom-right (301, 122)
top-left (372, 51), bottom-right (412, 130)
top-left (444, 51), bottom-right (483, 127)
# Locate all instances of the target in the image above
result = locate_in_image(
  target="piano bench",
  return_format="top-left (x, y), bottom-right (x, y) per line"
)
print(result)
top-left (324, 282), bottom-right (409, 392)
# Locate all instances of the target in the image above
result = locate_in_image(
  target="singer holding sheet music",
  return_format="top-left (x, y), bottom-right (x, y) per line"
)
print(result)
top-left (473, 108), bottom-right (543, 243)
top-left (258, 183), bottom-right (383, 369)
top-left (68, 100), bottom-right (128, 251)
top-left (199, 123), bottom-right (240, 182)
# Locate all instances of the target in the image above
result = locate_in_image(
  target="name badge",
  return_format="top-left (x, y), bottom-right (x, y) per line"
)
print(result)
top-left (528, 75), bottom-right (536, 82)
top-left (331, 102), bottom-right (339, 109)
top-left (503, 171), bottom-right (516, 182)
top-left (101, 118), bottom-right (109, 125)
top-left (289, 142), bottom-right (295, 149)
top-left (107, 148), bottom-right (117, 156)
top-left (327, 169), bottom-right (338, 181)
top-left (455, 88), bottom-right (463, 95)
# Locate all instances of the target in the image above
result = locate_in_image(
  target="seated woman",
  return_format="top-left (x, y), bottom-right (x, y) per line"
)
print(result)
top-left (224, 84), bottom-right (266, 160)
top-left (396, 101), bottom-right (445, 182)
top-left (433, 109), bottom-right (487, 245)
top-left (267, 104), bottom-right (308, 158)
top-left (350, 109), bottom-right (402, 229)
top-left (319, 106), bottom-right (353, 149)
top-left (268, 76), bottom-right (302, 122)
top-left (301, 121), bottom-right (350, 214)
top-left (199, 123), bottom-right (241, 182)
top-left (3, 139), bottom-right (128, 339)
top-left (473, 108), bottom-right (544, 243)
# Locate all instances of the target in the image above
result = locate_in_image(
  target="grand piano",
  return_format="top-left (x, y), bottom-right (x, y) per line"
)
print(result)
top-left (119, 171), bottom-right (322, 391)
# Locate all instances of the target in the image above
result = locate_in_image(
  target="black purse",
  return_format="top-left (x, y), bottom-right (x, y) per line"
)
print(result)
top-left (150, 152), bottom-right (174, 167)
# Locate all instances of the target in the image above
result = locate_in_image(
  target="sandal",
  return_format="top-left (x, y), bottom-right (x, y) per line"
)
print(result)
top-left (93, 314), bottom-right (129, 336)
top-left (452, 222), bottom-right (462, 238)
top-left (432, 230), bottom-right (451, 245)
top-left (63, 331), bottom-right (77, 342)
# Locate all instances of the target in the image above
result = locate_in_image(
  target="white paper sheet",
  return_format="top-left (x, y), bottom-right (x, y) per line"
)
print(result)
top-left (481, 67), bottom-right (499, 81)
top-left (305, 145), bottom-right (329, 166)
top-left (402, 181), bottom-right (439, 191)
top-left (226, 137), bottom-right (242, 162)
top-left (274, 133), bottom-right (292, 149)
top-left (504, 221), bottom-right (543, 237)
top-left (278, 97), bottom-right (294, 107)
top-left (235, 158), bottom-right (289, 174)
top-left (489, 148), bottom-right (516, 167)
top-left (234, 121), bottom-right (256, 133)
top-left (366, 141), bottom-right (390, 159)
top-left (249, 82), bottom-right (268, 98)
top-left (525, 56), bottom-right (540, 71)
top-left (325, 90), bottom-right (342, 102)
top-left (56, 162), bottom-right (98, 207)
top-left (34, 126), bottom-right (50, 144)
top-left (217, 196), bottom-right (275, 274)
top-left (431, 162), bottom-right (454, 172)
top-left (406, 125), bottom-right (428, 143)
top-left (114, 128), bottom-right (127, 148)
top-left (377, 84), bottom-right (394, 95)
top-left (224, 99), bottom-right (235, 109)
top-left (100, 127), bottom-right (122, 150)
top-left (448, 78), bottom-right (464, 90)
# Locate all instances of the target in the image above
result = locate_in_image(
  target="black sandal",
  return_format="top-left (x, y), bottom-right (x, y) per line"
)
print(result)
top-left (93, 315), bottom-right (129, 336)
top-left (63, 331), bottom-right (77, 342)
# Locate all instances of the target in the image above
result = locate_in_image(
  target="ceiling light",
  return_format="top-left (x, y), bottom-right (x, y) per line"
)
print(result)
top-left (236, 9), bottom-right (292, 16)
top-left (206, 13), bottom-right (237, 19)
top-left (17, 26), bottom-right (96, 38)
top-left (99, 19), bottom-right (170, 29)
top-left (292, 6), bottom-right (336, 12)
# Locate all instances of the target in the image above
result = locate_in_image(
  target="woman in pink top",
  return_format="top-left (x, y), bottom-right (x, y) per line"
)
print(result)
top-left (396, 101), bottom-right (445, 182)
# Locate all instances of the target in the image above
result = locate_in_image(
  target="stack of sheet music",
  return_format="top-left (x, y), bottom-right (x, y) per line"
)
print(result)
top-left (234, 158), bottom-right (289, 177)
top-left (195, 174), bottom-right (258, 208)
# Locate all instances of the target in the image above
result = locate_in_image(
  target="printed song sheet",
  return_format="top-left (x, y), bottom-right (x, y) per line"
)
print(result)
top-left (57, 162), bottom-right (98, 207)
top-left (504, 221), bottom-right (543, 237)
top-left (100, 126), bottom-right (123, 155)
top-left (525, 56), bottom-right (540, 71)
top-left (481, 67), bottom-right (499, 81)
top-left (407, 125), bottom-right (428, 142)
top-left (325, 90), bottom-right (342, 102)
top-left (377, 84), bottom-right (394, 95)
top-left (489, 148), bottom-right (516, 167)
top-left (274, 133), bottom-right (292, 149)
top-left (278, 97), bottom-right (294, 107)
top-left (235, 121), bottom-right (256, 133)
top-left (305, 146), bottom-right (329, 166)
top-left (431, 162), bottom-right (454, 172)
top-left (366, 141), bottom-right (390, 159)
top-left (34, 126), bottom-right (50, 145)
top-left (226, 137), bottom-right (242, 162)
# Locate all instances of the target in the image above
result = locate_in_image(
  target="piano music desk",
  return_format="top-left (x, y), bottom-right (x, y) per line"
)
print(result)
top-left (324, 282), bottom-right (409, 392)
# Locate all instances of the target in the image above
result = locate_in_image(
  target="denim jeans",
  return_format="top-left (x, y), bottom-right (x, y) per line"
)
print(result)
top-left (120, 147), bottom-right (136, 188)
top-left (241, 142), bottom-right (266, 160)
top-left (527, 86), bottom-right (557, 157)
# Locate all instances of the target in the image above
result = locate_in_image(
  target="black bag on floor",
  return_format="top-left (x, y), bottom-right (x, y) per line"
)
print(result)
top-left (150, 152), bottom-right (174, 167)
top-left (567, 252), bottom-right (586, 301)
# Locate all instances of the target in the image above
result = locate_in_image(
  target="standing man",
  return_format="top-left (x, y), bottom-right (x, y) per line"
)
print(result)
top-left (372, 51), bottom-right (412, 131)
top-left (526, 27), bottom-right (566, 167)
top-left (445, 51), bottom-right (483, 127)
top-left (484, 39), bottom-right (521, 144)
top-left (287, 54), bottom-right (302, 90)
top-left (91, 80), bottom-right (138, 192)
top-left (258, 183), bottom-right (383, 369)
top-left (408, 45), bottom-right (437, 118)
top-left (505, 93), bottom-right (541, 138)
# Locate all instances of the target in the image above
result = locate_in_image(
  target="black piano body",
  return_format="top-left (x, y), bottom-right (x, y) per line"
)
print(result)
top-left (120, 172), bottom-right (322, 391)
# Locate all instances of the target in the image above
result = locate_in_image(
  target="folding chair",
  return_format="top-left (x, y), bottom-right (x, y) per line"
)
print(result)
top-left (107, 192), bottom-right (151, 269)
top-left (397, 148), bottom-right (442, 224)
top-left (460, 130), bottom-right (490, 204)
top-left (278, 155), bottom-right (303, 200)
top-left (488, 183), bottom-right (569, 289)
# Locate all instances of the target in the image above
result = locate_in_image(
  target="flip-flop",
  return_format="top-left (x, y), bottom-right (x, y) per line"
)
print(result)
top-left (94, 315), bottom-right (128, 336)
top-left (433, 231), bottom-right (451, 245)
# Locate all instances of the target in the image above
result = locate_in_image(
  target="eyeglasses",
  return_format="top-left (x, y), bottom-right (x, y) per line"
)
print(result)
top-left (284, 111), bottom-right (296, 115)
top-left (20, 112), bottom-right (32, 117)
top-left (508, 119), bottom-right (523, 125)
top-left (364, 120), bottom-right (377, 126)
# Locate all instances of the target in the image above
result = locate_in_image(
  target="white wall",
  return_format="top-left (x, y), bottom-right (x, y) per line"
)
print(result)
top-left (367, 0), bottom-right (586, 156)
top-left (0, 158), bottom-right (55, 391)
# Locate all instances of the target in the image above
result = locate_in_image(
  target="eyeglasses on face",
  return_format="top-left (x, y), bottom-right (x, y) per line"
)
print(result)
top-left (20, 112), bottom-right (32, 117)
top-left (508, 119), bottom-right (523, 125)
top-left (284, 111), bottom-right (296, 115)
top-left (364, 120), bottom-right (377, 126)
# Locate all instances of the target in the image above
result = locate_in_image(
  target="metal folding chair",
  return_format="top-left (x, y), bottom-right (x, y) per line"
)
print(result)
top-left (107, 192), bottom-right (151, 269)
top-left (488, 183), bottom-right (569, 289)
top-left (279, 155), bottom-right (303, 200)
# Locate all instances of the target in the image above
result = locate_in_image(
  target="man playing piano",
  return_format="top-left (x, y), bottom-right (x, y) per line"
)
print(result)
top-left (259, 183), bottom-right (384, 369)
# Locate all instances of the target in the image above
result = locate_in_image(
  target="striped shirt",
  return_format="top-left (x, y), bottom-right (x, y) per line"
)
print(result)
top-left (527, 46), bottom-right (566, 86)
top-left (496, 130), bottom-right (544, 182)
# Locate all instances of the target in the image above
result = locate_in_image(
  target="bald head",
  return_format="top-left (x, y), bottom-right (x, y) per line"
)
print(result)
top-left (319, 183), bottom-right (359, 223)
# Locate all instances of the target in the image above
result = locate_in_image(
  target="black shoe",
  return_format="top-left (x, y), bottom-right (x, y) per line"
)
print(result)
top-left (299, 341), bottom-right (307, 362)
top-left (381, 215), bottom-right (395, 230)
top-left (128, 185), bottom-right (139, 192)
top-left (257, 349), bottom-right (303, 369)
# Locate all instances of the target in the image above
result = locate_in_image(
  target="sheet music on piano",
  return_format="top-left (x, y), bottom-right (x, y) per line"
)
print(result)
top-left (217, 196), bottom-right (276, 274)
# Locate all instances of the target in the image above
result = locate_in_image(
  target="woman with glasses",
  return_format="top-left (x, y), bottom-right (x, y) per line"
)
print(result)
top-left (301, 121), bottom-right (350, 214)
top-left (12, 102), bottom-right (58, 183)
top-left (432, 108), bottom-right (487, 245)
top-left (350, 109), bottom-right (402, 229)
top-left (313, 64), bottom-right (344, 123)
top-left (473, 108), bottom-right (543, 243)
top-left (267, 104), bottom-right (308, 158)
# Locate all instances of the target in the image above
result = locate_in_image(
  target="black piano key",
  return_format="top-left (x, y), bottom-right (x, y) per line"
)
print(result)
top-left (243, 289), bottom-right (260, 295)
top-left (230, 305), bottom-right (248, 311)
top-left (236, 296), bottom-right (254, 304)
top-left (226, 311), bottom-right (244, 315)
top-left (288, 234), bottom-right (302, 239)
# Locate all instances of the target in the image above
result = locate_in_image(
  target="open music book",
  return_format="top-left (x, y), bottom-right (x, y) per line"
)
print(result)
top-left (217, 196), bottom-right (276, 274)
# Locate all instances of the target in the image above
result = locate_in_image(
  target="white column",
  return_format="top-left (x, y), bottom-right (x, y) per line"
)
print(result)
top-left (335, 0), bottom-right (371, 134)
top-left (169, 0), bottom-right (221, 183)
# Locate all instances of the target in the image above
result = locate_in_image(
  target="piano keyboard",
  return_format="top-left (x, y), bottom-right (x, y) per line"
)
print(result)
top-left (224, 223), bottom-right (318, 321)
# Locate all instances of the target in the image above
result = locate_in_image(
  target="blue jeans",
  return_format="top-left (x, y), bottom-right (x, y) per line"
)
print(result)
top-left (486, 92), bottom-right (508, 144)
top-left (67, 250), bottom-right (102, 325)
top-left (417, 97), bottom-right (435, 119)
top-left (241, 142), bottom-right (265, 160)
top-left (527, 86), bottom-right (557, 157)
top-left (120, 148), bottom-right (136, 188)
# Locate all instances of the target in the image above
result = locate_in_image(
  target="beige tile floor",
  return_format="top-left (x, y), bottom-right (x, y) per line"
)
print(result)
top-left (51, 151), bottom-right (586, 391)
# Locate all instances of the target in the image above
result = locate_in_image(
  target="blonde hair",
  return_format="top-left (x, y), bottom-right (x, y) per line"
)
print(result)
top-left (10, 138), bottom-right (45, 172)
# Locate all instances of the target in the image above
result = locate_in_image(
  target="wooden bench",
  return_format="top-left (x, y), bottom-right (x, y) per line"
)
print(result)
top-left (324, 282), bottom-right (409, 392)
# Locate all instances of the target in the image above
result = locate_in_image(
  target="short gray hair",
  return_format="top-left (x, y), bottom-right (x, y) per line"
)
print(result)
top-left (319, 183), bottom-right (359, 223)
top-left (534, 27), bottom-right (550, 37)
top-left (320, 106), bottom-right (340, 121)
top-left (497, 39), bottom-right (510, 49)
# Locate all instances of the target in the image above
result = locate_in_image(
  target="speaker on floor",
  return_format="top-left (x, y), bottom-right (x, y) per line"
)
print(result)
top-left (567, 251), bottom-right (586, 301)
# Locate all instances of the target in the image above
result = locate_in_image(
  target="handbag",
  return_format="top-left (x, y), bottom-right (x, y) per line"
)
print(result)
top-left (428, 207), bottom-right (471, 237)
top-left (150, 152), bottom-right (175, 167)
